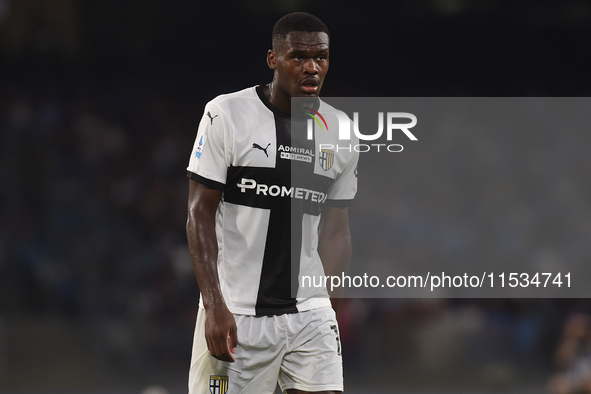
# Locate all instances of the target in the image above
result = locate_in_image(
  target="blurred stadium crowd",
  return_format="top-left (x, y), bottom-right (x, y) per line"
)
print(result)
top-left (1, 0), bottom-right (591, 392)
top-left (0, 79), bottom-right (202, 387)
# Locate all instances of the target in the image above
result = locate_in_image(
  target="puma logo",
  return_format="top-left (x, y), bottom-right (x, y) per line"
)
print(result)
top-left (252, 143), bottom-right (271, 157)
top-left (206, 111), bottom-right (218, 125)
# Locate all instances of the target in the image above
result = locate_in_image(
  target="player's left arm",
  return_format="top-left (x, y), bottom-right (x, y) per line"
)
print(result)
top-left (318, 205), bottom-right (352, 318)
top-left (319, 116), bottom-right (358, 319)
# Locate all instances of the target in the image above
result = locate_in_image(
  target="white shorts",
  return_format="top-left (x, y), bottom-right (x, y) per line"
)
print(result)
top-left (188, 306), bottom-right (343, 394)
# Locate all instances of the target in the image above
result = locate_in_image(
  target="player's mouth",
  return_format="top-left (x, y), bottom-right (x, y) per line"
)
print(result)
top-left (301, 78), bottom-right (319, 94)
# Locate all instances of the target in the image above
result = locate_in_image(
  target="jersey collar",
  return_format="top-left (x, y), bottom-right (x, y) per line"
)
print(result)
top-left (255, 85), bottom-right (320, 122)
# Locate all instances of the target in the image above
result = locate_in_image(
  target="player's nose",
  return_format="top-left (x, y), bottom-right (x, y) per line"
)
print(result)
top-left (303, 58), bottom-right (319, 74)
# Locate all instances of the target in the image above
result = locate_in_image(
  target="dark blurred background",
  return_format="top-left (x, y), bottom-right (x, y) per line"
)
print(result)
top-left (1, 0), bottom-right (591, 393)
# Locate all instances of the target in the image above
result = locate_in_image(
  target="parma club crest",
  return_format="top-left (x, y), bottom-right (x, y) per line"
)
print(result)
top-left (209, 375), bottom-right (228, 394)
top-left (318, 149), bottom-right (334, 171)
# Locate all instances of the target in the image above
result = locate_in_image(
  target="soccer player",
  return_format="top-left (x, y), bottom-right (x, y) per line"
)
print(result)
top-left (186, 12), bottom-right (358, 394)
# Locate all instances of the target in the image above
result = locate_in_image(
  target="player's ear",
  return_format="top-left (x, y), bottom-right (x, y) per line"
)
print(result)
top-left (267, 49), bottom-right (277, 70)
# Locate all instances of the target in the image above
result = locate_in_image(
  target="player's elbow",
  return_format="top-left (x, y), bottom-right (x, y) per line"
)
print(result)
top-left (320, 227), bottom-right (352, 247)
top-left (319, 231), bottom-right (352, 258)
top-left (186, 203), bottom-right (199, 239)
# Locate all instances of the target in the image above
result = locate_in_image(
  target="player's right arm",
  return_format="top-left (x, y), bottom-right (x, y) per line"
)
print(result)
top-left (186, 180), bottom-right (238, 362)
top-left (186, 100), bottom-right (237, 362)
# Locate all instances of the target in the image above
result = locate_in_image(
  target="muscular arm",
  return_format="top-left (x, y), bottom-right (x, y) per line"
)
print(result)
top-left (318, 205), bottom-right (352, 318)
top-left (186, 180), bottom-right (237, 362)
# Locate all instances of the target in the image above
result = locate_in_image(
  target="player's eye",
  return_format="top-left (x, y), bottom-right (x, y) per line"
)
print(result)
top-left (293, 56), bottom-right (302, 61)
top-left (317, 56), bottom-right (326, 61)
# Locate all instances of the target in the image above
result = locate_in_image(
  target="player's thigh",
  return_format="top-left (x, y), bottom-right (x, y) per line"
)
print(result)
top-left (279, 307), bottom-right (343, 393)
top-left (189, 307), bottom-right (284, 394)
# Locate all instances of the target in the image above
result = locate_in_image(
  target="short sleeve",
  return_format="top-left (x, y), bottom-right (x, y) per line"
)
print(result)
top-left (326, 146), bottom-right (359, 207)
top-left (187, 102), bottom-right (230, 190)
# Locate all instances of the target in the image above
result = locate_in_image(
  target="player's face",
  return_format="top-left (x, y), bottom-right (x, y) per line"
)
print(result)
top-left (270, 31), bottom-right (329, 98)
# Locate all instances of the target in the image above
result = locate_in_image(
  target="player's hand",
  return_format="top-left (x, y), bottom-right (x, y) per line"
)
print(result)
top-left (204, 303), bottom-right (238, 362)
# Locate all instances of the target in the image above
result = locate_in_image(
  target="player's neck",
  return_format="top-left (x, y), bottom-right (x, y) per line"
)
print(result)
top-left (264, 82), bottom-right (291, 115)
top-left (264, 82), bottom-right (319, 117)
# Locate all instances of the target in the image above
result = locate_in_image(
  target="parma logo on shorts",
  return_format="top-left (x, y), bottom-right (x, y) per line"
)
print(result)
top-left (209, 375), bottom-right (228, 394)
top-left (318, 149), bottom-right (334, 171)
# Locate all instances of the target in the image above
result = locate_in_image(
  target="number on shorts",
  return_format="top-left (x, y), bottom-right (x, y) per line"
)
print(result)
top-left (330, 325), bottom-right (341, 356)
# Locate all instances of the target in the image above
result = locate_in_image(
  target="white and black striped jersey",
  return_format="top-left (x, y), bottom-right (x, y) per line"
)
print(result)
top-left (187, 85), bottom-right (358, 316)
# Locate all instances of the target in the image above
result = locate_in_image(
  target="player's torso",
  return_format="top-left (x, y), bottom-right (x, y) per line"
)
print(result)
top-left (214, 86), bottom-right (347, 316)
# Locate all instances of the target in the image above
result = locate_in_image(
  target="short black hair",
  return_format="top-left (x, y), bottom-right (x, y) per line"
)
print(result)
top-left (272, 12), bottom-right (329, 49)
